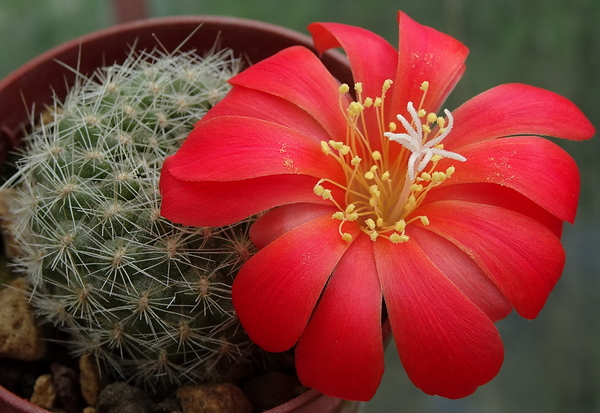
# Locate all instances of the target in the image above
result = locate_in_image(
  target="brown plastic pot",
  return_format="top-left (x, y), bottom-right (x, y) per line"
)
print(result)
top-left (0, 15), bottom-right (356, 413)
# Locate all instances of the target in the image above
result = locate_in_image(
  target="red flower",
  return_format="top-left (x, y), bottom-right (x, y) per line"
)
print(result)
top-left (160, 12), bottom-right (595, 401)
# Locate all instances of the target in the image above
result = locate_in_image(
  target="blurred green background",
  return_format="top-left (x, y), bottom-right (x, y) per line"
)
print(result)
top-left (0, 0), bottom-right (598, 412)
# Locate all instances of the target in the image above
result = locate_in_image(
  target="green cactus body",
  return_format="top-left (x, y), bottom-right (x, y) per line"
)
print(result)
top-left (3, 47), bottom-right (256, 387)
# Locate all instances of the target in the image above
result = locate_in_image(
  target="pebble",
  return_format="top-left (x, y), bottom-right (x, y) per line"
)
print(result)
top-left (0, 278), bottom-right (47, 361)
top-left (29, 373), bottom-right (57, 410)
top-left (177, 383), bottom-right (251, 413)
top-left (80, 354), bottom-right (105, 406)
top-left (51, 363), bottom-right (83, 413)
top-left (96, 382), bottom-right (154, 413)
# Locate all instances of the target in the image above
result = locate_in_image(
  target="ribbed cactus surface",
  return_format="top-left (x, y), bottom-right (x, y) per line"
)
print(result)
top-left (2, 47), bottom-right (256, 387)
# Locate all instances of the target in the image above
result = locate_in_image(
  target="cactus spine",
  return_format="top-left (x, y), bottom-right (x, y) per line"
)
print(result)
top-left (2, 46), bottom-right (256, 387)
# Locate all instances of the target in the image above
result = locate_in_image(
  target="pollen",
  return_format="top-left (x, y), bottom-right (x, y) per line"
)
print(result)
top-left (315, 79), bottom-right (466, 244)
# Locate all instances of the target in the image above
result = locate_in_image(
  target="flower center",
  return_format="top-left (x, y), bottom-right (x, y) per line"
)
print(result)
top-left (313, 80), bottom-right (466, 243)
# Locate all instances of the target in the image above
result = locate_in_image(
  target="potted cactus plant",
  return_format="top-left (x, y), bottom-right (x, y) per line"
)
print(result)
top-left (0, 15), bottom-right (355, 413)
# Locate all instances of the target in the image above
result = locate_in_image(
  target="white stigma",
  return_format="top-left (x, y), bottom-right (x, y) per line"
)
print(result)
top-left (384, 102), bottom-right (466, 181)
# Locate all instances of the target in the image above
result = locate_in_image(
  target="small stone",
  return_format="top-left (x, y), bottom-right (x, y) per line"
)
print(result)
top-left (177, 383), bottom-right (251, 413)
top-left (84, 407), bottom-right (97, 413)
top-left (80, 354), bottom-right (105, 406)
top-left (29, 374), bottom-right (57, 409)
top-left (96, 382), bottom-right (154, 413)
top-left (51, 363), bottom-right (83, 413)
top-left (0, 278), bottom-right (46, 361)
top-left (240, 371), bottom-right (302, 411)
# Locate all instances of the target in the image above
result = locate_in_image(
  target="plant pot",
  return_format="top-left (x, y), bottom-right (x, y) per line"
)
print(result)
top-left (0, 15), bottom-right (355, 413)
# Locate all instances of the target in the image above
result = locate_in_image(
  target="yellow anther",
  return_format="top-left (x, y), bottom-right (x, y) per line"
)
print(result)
top-left (420, 81), bottom-right (430, 91)
top-left (313, 184), bottom-right (325, 196)
top-left (345, 204), bottom-right (356, 214)
top-left (432, 172), bottom-right (446, 183)
top-left (342, 233), bottom-right (353, 242)
top-left (389, 233), bottom-right (402, 243)
top-left (410, 184), bottom-right (423, 192)
top-left (390, 233), bottom-right (409, 243)
top-left (339, 84), bottom-right (350, 94)
top-left (431, 154), bottom-right (443, 163)
top-left (437, 117), bottom-right (446, 128)
top-left (351, 156), bottom-right (362, 166)
top-left (372, 151), bottom-right (382, 161)
top-left (365, 218), bottom-right (376, 230)
top-left (364, 171), bottom-right (375, 180)
top-left (446, 166), bottom-right (456, 178)
top-left (420, 215), bottom-right (430, 226)
top-left (340, 145), bottom-right (351, 156)
top-left (354, 82), bottom-right (363, 94)
top-left (417, 109), bottom-right (427, 118)
top-left (332, 211), bottom-right (345, 220)
top-left (422, 124), bottom-right (431, 134)
top-left (395, 219), bottom-right (406, 232)
top-left (420, 172), bottom-right (432, 182)
top-left (329, 140), bottom-right (344, 151)
top-left (322, 189), bottom-right (333, 200)
top-left (376, 217), bottom-right (384, 227)
top-left (405, 195), bottom-right (416, 209)
top-left (320, 141), bottom-right (331, 155)
top-left (369, 197), bottom-right (377, 207)
top-left (381, 171), bottom-right (390, 181)
top-left (364, 97), bottom-right (373, 108)
top-left (347, 212), bottom-right (359, 221)
top-left (388, 122), bottom-right (397, 132)
top-left (369, 185), bottom-right (380, 197)
top-left (348, 101), bottom-right (364, 116)
top-left (383, 79), bottom-right (393, 92)
top-left (374, 97), bottom-right (383, 107)
top-left (427, 112), bottom-right (438, 124)
top-left (369, 231), bottom-right (379, 241)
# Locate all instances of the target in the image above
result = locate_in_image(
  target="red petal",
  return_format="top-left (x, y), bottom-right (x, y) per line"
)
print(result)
top-left (446, 84), bottom-right (596, 150)
top-left (374, 237), bottom-right (504, 399)
top-left (200, 86), bottom-right (331, 142)
top-left (416, 200), bottom-right (565, 319)
top-left (439, 136), bottom-right (580, 223)
top-left (159, 157), bottom-right (332, 226)
top-left (232, 215), bottom-right (360, 352)
top-left (250, 203), bottom-right (337, 249)
top-left (167, 116), bottom-right (344, 182)
top-left (229, 46), bottom-right (348, 140)
top-left (408, 225), bottom-right (512, 322)
top-left (425, 183), bottom-right (564, 237)
top-left (308, 21), bottom-right (397, 103)
top-left (295, 233), bottom-right (384, 401)
top-left (390, 11), bottom-right (469, 117)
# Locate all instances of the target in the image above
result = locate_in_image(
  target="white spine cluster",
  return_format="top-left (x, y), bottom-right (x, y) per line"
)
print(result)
top-left (2, 46), bottom-right (255, 388)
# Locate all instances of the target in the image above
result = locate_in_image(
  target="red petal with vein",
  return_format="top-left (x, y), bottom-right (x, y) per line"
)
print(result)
top-left (408, 225), bottom-right (512, 322)
top-left (417, 200), bottom-right (565, 319)
top-left (308, 21), bottom-right (398, 152)
top-left (295, 233), bottom-right (384, 401)
top-left (232, 216), bottom-right (360, 352)
top-left (167, 116), bottom-right (344, 182)
top-left (160, 158), bottom-right (333, 226)
top-left (374, 238), bottom-right (504, 398)
top-left (308, 21), bottom-right (397, 104)
top-left (446, 84), bottom-right (596, 150)
top-left (438, 136), bottom-right (580, 223)
top-left (229, 46), bottom-right (348, 140)
top-left (425, 183), bottom-right (563, 237)
top-left (199, 86), bottom-right (331, 142)
top-left (390, 11), bottom-right (469, 117)
top-left (250, 203), bottom-right (337, 249)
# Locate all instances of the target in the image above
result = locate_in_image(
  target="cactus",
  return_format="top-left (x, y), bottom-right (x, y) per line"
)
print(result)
top-left (1, 46), bottom-right (257, 388)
